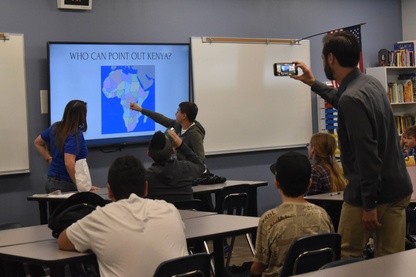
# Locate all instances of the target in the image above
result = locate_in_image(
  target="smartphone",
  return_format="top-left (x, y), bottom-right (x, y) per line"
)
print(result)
top-left (273, 63), bottom-right (298, 76)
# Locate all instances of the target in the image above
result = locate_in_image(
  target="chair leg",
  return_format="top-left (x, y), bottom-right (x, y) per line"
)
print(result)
top-left (203, 241), bottom-right (216, 276)
top-left (226, 236), bottom-right (237, 267)
top-left (225, 234), bottom-right (255, 267)
top-left (245, 233), bottom-right (256, 256)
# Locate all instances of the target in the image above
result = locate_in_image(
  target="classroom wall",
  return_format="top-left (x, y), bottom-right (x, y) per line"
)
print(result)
top-left (402, 0), bottom-right (416, 40)
top-left (0, 0), bottom-right (404, 226)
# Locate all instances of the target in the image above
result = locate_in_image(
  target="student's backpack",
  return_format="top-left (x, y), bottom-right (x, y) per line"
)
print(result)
top-left (192, 170), bottom-right (227, 186)
top-left (48, 192), bottom-right (107, 238)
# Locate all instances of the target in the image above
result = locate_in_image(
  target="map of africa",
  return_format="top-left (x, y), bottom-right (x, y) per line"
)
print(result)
top-left (101, 65), bottom-right (155, 134)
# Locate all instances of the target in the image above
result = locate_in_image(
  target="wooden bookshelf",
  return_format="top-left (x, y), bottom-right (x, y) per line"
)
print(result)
top-left (367, 66), bottom-right (416, 134)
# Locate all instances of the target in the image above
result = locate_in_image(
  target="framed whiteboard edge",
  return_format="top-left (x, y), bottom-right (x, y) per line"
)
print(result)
top-left (0, 169), bottom-right (30, 176)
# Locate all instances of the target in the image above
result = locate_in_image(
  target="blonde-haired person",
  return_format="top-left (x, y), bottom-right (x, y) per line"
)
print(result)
top-left (306, 132), bottom-right (347, 195)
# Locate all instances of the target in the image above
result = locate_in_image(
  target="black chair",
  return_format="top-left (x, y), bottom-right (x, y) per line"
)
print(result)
top-left (170, 199), bottom-right (214, 274)
top-left (171, 199), bottom-right (204, 211)
top-left (153, 253), bottom-right (211, 277)
top-left (215, 184), bottom-right (256, 266)
top-left (280, 232), bottom-right (341, 277)
top-left (319, 257), bottom-right (364, 270)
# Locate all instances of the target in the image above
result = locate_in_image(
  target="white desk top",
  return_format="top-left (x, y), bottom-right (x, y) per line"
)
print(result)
top-left (304, 191), bottom-right (344, 202)
top-left (183, 214), bottom-right (259, 241)
top-left (28, 180), bottom-right (268, 199)
top-left (178, 209), bottom-right (216, 220)
top-left (0, 240), bottom-right (90, 263)
top-left (0, 225), bottom-right (51, 247)
top-left (192, 180), bottom-right (267, 194)
top-left (296, 248), bottom-right (416, 277)
top-left (304, 191), bottom-right (416, 204)
top-left (0, 213), bottom-right (259, 277)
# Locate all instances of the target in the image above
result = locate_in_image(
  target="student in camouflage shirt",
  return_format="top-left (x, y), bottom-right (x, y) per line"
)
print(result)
top-left (250, 152), bottom-right (334, 277)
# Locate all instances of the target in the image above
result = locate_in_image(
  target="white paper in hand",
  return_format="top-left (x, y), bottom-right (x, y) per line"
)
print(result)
top-left (75, 158), bottom-right (92, 192)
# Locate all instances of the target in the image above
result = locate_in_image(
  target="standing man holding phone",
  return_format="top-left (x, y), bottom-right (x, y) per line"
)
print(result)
top-left (292, 31), bottom-right (412, 258)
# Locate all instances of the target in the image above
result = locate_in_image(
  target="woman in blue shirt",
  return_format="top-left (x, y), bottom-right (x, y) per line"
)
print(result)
top-left (34, 100), bottom-right (88, 193)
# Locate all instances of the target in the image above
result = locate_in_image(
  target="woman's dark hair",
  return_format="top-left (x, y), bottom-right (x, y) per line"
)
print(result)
top-left (53, 100), bottom-right (87, 152)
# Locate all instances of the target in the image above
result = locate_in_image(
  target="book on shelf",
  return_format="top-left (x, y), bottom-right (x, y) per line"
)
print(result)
top-left (394, 41), bottom-right (415, 66)
top-left (399, 79), bottom-right (414, 102)
top-left (395, 114), bottom-right (416, 135)
top-left (388, 50), bottom-right (395, 66)
top-left (388, 82), bottom-right (403, 103)
top-left (398, 73), bottom-right (416, 101)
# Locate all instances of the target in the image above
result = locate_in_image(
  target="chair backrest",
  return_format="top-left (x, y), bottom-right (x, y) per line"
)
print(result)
top-left (171, 199), bottom-right (204, 211)
top-left (216, 184), bottom-right (251, 216)
top-left (319, 257), bottom-right (364, 270)
top-left (280, 232), bottom-right (341, 277)
top-left (153, 253), bottom-right (211, 277)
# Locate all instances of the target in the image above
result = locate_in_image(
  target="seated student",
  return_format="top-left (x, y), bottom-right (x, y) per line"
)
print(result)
top-left (250, 152), bottom-right (334, 277)
top-left (57, 155), bottom-right (189, 277)
top-left (130, 101), bottom-right (206, 162)
top-left (402, 125), bottom-right (416, 157)
top-left (146, 129), bottom-right (206, 202)
top-left (401, 126), bottom-right (416, 237)
top-left (306, 132), bottom-right (347, 195)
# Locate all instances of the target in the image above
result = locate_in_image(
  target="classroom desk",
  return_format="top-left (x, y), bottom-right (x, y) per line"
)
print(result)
top-left (304, 191), bottom-right (416, 205)
top-left (0, 240), bottom-right (95, 277)
top-left (304, 191), bottom-right (344, 204)
top-left (304, 191), bottom-right (416, 231)
top-left (0, 214), bottom-right (258, 277)
top-left (184, 214), bottom-right (259, 276)
top-left (0, 225), bottom-right (51, 247)
top-left (28, 180), bottom-right (267, 224)
top-left (178, 209), bottom-right (217, 220)
top-left (27, 189), bottom-right (109, 225)
top-left (0, 210), bottom-right (213, 247)
top-left (295, 248), bottom-right (416, 277)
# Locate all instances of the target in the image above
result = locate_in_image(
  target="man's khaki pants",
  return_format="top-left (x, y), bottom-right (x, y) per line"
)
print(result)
top-left (338, 195), bottom-right (411, 258)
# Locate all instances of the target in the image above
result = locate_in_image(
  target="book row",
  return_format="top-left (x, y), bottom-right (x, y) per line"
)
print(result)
top-left (395, 114), bottom-right (416, 135)
top-left (387, 73), bottom-right (416, 104)
top-left (378, 40), bottom-right (416, 67)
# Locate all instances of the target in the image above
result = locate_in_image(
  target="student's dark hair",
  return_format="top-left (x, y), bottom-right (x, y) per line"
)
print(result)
top-left (322, 31), bottom-right (360, 68)
top-left (179, 102), bottom-right (198, 122)
top-left (107, 155), bottom-right (146, 200)
top-left (270, 152), bottom-right (311, 198)
top-left (278, 177), bottom-right (310, 198)
top-left (405, 125), bottom-right (416, 138)
top-left (53, 100), bottom-right (87, 152)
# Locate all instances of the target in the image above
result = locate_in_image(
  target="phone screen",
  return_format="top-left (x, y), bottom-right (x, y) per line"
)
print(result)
top-left (273, 63), bottom-right (298, 76)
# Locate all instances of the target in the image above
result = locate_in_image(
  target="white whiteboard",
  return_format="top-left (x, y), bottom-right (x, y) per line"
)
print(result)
top-left (0, 33), bottom-right (30, 175)
top-left (191, 37), bottom-right (312, 155)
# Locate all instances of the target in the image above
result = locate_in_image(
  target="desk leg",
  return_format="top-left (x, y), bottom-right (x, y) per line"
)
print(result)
top-left (212, 238), bottom-right (224, 277)
top-left (38, 202), bottom-right (48, 225)
top-left (248, 187), bottom-right (258, 217)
